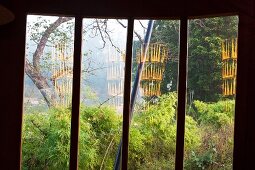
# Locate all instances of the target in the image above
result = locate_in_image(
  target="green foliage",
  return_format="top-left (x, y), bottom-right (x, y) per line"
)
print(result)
top-left (185, 124), bottom-right (234, 170)
top-left (184, 116), bottom-right (201, 151)
top-left (22, 108), bottom-right (72, 169)
top-left (22, 93), bottom-right (234, 170)
top-left (128, 92), bottom-right (201, 169)
top-left (186, 147), bottom-right (217, 170)
top-left (152, 20), bottom-right (180, 93)
top-left (185, 100), bottom-right (235, 170)
top-left (22, 106), bottom-right (121, 170)
top-left (22, 92), bottom-right (201, 169)
top-left (152, 16), bottom-right (238, 102)
top-left (28, 16), bottom-right (74, 46)
top-left (79, 106), bottom-right (122, 169)
top-left (192, 100), bottom-right (235, 128)
top-left (188, 16), bottom-right (238, 102)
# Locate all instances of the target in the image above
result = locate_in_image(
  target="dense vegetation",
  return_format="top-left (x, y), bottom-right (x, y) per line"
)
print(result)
top-left (152, 16), bottom-right (238, 102)
top-left (22, 93), bottom-right (234, 169)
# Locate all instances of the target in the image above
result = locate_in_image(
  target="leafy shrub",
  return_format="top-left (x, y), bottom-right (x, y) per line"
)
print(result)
top-left (185, 124), bottom-right (234, 170)
top-left (22, 106), bottom-right (121, 170)
top-left (128, 92), bottom-right (201, 169)
top-left (185, 100), bottom-right (235, 170)
top-left (186, 147), bottom-right (217, 170)
top-left (192, 100), bottom-right (235, 128)
top-left (79, 106), bottom-right (122, 169)
top-left (23, 93), bottom-right (234, 170)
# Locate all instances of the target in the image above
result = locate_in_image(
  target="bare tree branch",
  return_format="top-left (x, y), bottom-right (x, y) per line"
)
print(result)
top-left (98, 92), bottom-right (123, 108)
top-left (30, 119), bottom-right (47, 137)
top-left (193, 19), bottom-right (206, 28)
top-left (104, 29), bottom-right (122, 53)
top-left (138, 20), bottom-right (146, 30)
top-left (96, 19), bottom-right (107, 49)
top-left (100, 135), bottom-right (115, 170)
top-left (116, 19), bottom-right (143, 43)
top-left (26, 17), bottom-right (136, 108)
top-left (83, 66), bottom-right (108, 75)
top-left (116, 19), bottom-right (127, 28)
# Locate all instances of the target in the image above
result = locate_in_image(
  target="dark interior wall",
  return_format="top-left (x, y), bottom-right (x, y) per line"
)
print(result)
top-left (233, 13), bottom-right (255, 169)
top-left (22, 0), bottom-right (236, 17)
top-left (0, 2), bottom-right (26, 169)
top-left (0, 0), bottom-right (255, 169)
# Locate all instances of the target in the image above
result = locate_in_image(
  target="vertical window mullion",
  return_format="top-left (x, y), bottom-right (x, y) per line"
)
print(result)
top-left (69, 16), bottom-right (83, 170)
top-left (175, 17), bottom-right (188, 170)
top-left (121, 17), bottom-right (134, 170)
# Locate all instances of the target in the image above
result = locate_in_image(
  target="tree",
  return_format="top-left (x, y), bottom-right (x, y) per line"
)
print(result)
top-left (187, 16), bottom-right (238, 102)
top-left (25, 17), bottom-right (73, 107)
top-left (25, 17), bottom-right (128, 108)
top-left (151, 16), bottom-right (238, 102)
top-left (151, 20), bottom-right (180, 93)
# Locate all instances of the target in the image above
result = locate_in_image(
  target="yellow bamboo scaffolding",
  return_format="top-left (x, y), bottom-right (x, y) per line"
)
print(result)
top-left (137, 43), bottom-right (168, 98)
top-left (222, 38), bottom-right (238, 97)
top-left (51, 43), bottom-right (73, 107)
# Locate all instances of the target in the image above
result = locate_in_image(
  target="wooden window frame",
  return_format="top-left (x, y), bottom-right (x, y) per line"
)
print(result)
top-left (22, 14), bottom-right (239, 170)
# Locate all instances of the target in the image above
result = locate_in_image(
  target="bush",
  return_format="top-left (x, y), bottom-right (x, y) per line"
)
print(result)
top-left (128, 92), bottom-right (201, 169)
top-left (192, 100), bottom-right (234, 128)
top-left (22, 93), bottom-right (234, 169)
top-left (79, 106), bottom-right (122, 169)
top-left (22, 108), bottom-right (72, 169)
top-left (185, 100), bottom-right (235, 169)
top-left (22, 106), bottom-right (121, 169)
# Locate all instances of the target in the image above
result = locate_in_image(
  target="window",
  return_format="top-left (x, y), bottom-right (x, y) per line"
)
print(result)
top-left (22, 15), bottom-right (75, 169)
top-left (128, 19), bottom-right (180, 169)
top-left (22, 15), bottom-right (238, 169)
top-left (79, 18), bottom-right (128, 169)
top-left (184, 16), bottom-right (238, 169)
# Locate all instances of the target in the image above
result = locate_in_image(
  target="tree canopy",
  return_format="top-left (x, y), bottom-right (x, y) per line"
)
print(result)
top-left (152, 16), bottom-right (238, 102)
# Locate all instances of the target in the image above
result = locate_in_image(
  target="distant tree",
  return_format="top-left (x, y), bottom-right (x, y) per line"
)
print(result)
top-left (152, 16), bottom-right (238, 102)
top-left (151, 20), bottom-right (180, 93)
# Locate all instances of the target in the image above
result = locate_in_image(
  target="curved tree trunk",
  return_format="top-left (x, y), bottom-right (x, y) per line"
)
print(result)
top-left (25, 59), bottom-right (56, 107)
top-left (25, 17), bottom-right (72, 107)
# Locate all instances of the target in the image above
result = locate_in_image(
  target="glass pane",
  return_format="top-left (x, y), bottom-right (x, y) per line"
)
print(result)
top-left (79, 19), bottom-right (127, 169)
top-left (184, 16), bottom-right (238, 169)
top-left (128, 19), bottom-right (180, 169)
top-left (22, 15), bottom-right (75, 169)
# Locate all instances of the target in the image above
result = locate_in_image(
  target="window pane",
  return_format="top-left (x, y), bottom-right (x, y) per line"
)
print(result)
top-left (128, 19), bottom-right (180, 169)
top-left (184, 16), bottom-right (238, 169)
top-left (79, 18), bottom-right (127, 169)
top-left (22, 15), bottom-right (75, 169)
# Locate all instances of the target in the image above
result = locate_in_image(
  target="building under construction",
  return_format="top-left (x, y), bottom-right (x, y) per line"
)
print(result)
top-left (107, 50), bottom-right (125, 112)
top-left (137, 43), bottom-right (168, 98)
top-left (51, 43), bottom-right (73, 107)
top-left (222, 38), bottom-right (238, 97)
